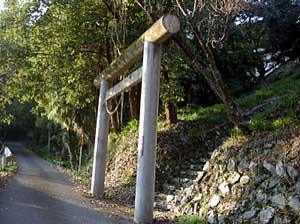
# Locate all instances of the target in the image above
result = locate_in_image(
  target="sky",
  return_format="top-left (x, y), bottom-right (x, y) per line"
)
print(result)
top-left (0, 0), bottom-right (4, 11)
top-left (0, 0), bottom-right (5, 10)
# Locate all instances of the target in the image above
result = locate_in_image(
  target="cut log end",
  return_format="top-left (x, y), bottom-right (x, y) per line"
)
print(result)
top-left (145, 14), bottom-right (180, 43)
top-left (163, 14), bottom-right (181, 34)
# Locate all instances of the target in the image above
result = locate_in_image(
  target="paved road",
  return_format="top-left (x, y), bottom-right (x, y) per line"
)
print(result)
top-left (0, 143), bottom-right (123, 224)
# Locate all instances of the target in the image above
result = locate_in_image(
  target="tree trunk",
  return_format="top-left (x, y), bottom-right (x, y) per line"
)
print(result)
top-left (109, 97), bottom-right (120, 132)
top-left (160, 66), bottom-right (178, 124)
top-left (78, 145), bottom-right (83, 172)
top-left (129, 83), bottom-right (141, 120)
top-left (47, 128), bottom-right (51, 152)
top-left (62, 130), bottom-right (74, 170)
top-left (203, 64), bottom-right (250, 133)
top-left (60, 133), bottom-right (66, 161)
top-left (173, 34), bottom-right (248, 131)
top-left (164, 101), bottom-right (177, 124)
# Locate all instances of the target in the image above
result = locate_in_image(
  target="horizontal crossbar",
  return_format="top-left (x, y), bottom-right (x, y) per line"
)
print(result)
top-left (105, 67), bottom-right (142, 101)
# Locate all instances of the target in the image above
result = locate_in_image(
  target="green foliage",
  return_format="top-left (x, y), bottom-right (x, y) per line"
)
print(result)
top-left (178, 104), bottom-right (227, 128)
top-left (248, 99), bottom-right (300, 133)
top-left (178, 104), bottom-right (226, 121)
top-left (283, 95), bottom-right (300, 108)
top-left (237, 88), bottom-right (275, 109)
top-left (272, 116), bottom-right (293, 130)
top-left (239, 71), bottom-right (300, 132)
top-left (216, 25), bottom-right (266, 93)
top-left (0, 100), bottom-right (35, 139)
top-left (237, 71), bottom-right (300, 109)
top-left (249, 111), bottom-right (271, 132)
top-left (0, 159), bottom-right (17, 176)
top-left (69, 169), bottom-right (91, 185)
top-left (178, 109), bottom-right (200, 121)
top-left (120, 119), bottom-right (139, 135)
top-left (123, 169), bottom-right (135, 185)
top-left (255, 89), bottom-right (274, 101)
top-left (256, 0), bottom-right (300, 61)
top-left (160, 44), bottom-right (188, 105)
top-left (0, 0), bottom-right (120, 140)
top-left (231, 127), bottom-right (244, 139)
top-left (176, 215), bottom-right (206, 224)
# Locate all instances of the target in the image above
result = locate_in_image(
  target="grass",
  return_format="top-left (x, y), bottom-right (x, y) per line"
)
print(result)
top-left (178, 104), bottom-right (226, 122)
top-left (176, 71), bottom-right (300, 135)
top-left (0, 160), bottom-right (17, 190)
top-left (237, 71), bottom-right (300, 109)
top-left (177, 104), bottom-right (228, 131)
top-left (0, 160), bottom-right (17, 177)
top-left (231, 71), bottom-right (300, 134)
top-left (68, 169), bottom-right (90, 184)
top-left (249, 107), bottom-right (275, 132)
top-left (176, 215), bottom-right (206, 224)
top-left (120, 119), bottom-right (139, 135)
top-left (247, 92), bottom-right (300, 133)
top-left (107, 119), bottom-right (139, 160)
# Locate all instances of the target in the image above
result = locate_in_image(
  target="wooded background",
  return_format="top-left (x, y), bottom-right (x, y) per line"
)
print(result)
top-left (0, 0), bottom-right (299, 170)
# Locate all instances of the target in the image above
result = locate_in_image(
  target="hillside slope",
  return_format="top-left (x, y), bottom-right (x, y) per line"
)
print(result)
top-left (100, 65), bottom-right (300, 223)
top-left (177, 125), bottom-right (300, 223)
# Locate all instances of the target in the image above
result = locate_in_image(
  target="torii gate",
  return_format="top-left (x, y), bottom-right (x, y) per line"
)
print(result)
top-left (91, 15), bottom-right (180, 223)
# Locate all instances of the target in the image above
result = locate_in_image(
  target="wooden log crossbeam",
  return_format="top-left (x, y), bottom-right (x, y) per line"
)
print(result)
top-left (105, 67), bottom-right (142, 101)
top-left (93, 14), bottom-right (180, 87)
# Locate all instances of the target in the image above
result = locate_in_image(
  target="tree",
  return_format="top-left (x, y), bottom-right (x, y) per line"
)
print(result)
top-left (215, 24), bottom-right (266, 93)
top-left (101, 1), bottom-right (149, 123)
top-left (0, 0), bottom-right (124, 168)
top-left (135, 0), bottom-right (250, 131)
top-left (255, 0), bottom-right (300, 62)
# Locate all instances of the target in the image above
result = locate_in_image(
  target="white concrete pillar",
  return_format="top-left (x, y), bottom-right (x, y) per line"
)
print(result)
top-left (134, 41), bottom-right (161, 223)
top-left (91, 79), bottom-right (110, 196)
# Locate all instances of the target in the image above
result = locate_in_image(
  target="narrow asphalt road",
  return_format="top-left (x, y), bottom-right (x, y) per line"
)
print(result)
top-left (0, 142), bottom-right (125, 224)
